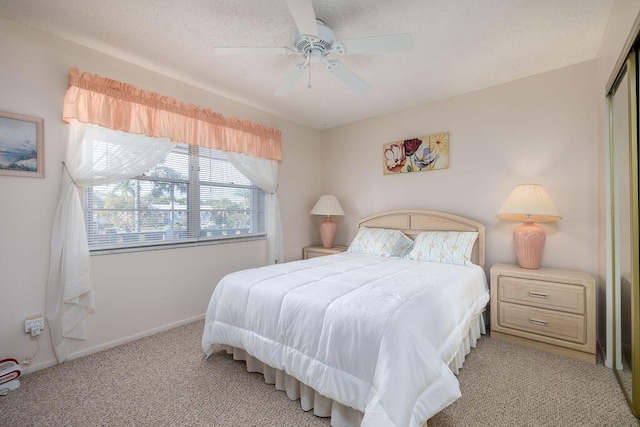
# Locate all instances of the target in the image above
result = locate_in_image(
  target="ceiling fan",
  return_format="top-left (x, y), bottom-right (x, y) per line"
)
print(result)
top-left (214, 0), bottom-right (413, 96)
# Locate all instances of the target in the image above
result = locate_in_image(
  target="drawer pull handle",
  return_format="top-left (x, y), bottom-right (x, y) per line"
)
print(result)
top-left (529, 291), bottom-right (548, 299)
top-left (529, 318), bottom-right (548, 326)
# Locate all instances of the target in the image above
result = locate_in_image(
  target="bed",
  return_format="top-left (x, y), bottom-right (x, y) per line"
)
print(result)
top-left (202, 210), bottom-right (489, 427)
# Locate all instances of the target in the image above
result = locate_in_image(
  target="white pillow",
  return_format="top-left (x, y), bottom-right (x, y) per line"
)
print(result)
top-left (405, 231), bottom-right (478, 266)
top-left (347, 227), bottom-right (414, 258)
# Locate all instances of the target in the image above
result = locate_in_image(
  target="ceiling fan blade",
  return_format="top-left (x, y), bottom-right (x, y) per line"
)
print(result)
top-left (275, 66), bottom-right (306, 96)
top-left (327, 61), bottom-right (370, 95)
top-left (284, 0), bottom-right (319, 37)
top-left (340, 34), bottom-right (413, 55)
top-left (215, 46), bottom-right (292, 55)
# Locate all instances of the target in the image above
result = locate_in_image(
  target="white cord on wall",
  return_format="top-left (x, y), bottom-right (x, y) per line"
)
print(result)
top-left (23, 334), bottom-right (40, 366)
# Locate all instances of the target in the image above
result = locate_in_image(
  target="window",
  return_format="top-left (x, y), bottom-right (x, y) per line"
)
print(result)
top-left (85, 143), bottom-right (265, 250)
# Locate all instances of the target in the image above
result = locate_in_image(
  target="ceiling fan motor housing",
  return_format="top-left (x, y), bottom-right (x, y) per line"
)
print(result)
top-left (294, 19), bottom-right (336, 61)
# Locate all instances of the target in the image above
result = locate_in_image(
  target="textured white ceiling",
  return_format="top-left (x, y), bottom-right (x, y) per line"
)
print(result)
top-left (0, 0), bottom-right (613, 130)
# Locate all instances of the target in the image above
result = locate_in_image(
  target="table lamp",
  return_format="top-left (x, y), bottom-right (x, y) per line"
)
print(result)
top-left (311, 195), bottom-right (345, 248)
top-left (496, 184), bottom-right (562, 269)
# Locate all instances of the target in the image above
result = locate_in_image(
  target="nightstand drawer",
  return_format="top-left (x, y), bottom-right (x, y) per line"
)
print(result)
top-left (306, 250), bottom-right (329, 259)
top-left (498, 276), bottom-right (585, 314)
top-left (303, 245), bottom-right (348, 259)
top-left (498, 302), bottom-right (585, 344)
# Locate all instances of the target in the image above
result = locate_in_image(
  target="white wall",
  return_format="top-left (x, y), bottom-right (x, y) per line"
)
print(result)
top-left (0, 16), bottom-right (322, 370)
top-left (321, 61), bottom-right (598, 278)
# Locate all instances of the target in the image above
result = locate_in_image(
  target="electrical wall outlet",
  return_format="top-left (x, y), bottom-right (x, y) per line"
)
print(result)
top-left (24, 315), bottom-right (45, 335)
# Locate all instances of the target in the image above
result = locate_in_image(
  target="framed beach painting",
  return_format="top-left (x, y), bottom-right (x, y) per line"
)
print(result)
top-left (0, 111), bottom-right (44, 178)
top-left (383, 132), bottom-right (448, 175)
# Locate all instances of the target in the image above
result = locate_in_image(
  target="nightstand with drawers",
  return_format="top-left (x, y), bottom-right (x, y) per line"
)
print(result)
top-left (490, 263), bottom-right (596, 363)
top-left (303, 245), bottom-right (348, 259)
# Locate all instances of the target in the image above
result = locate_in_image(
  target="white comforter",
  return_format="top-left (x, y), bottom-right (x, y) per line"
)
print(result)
top-left (202, 252), bottom-right (489, 427)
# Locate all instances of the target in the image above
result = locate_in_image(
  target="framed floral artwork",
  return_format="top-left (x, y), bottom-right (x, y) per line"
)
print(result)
top-left (383, 132), bottom-right (448, 175)
top-left (0, 111), bottom-right (44, 178)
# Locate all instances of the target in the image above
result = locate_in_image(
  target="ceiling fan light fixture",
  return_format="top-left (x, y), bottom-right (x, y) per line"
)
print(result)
top-left (308, 48), bottom-right (323, 63)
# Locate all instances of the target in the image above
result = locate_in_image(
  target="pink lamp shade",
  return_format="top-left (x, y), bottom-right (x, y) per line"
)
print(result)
top-left (496, 184), bottom-right (562, 269)
top-left (311, 195), bottom-right (345, 248)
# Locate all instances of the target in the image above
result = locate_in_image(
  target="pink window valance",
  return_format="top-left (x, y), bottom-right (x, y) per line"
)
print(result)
top-left (62, 67), bottom-right (282, 161)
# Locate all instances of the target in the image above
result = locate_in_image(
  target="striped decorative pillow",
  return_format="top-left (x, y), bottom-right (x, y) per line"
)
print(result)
top-left (347, 227), bottom-right (414, 258)
top-left (405, 231), bottom-right (478, 266)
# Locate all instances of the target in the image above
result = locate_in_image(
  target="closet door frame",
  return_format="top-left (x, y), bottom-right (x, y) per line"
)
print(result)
top-left (609, 49), bottom-right (640, 417)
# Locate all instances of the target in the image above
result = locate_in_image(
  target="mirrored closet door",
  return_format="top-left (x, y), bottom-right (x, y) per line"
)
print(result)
top-left (609, 49), bottom-right (640, 417)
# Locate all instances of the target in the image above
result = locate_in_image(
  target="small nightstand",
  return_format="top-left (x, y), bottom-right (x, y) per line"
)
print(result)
top-left (303, 245), bottom-right (348, 259)
top-left (490, 263), bottom-right (596, 364)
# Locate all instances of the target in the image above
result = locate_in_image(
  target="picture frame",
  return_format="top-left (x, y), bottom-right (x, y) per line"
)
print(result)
top-left (0, 111), bottom-right (44, 178)
top-left (383, 132), bottom-right (449, 175)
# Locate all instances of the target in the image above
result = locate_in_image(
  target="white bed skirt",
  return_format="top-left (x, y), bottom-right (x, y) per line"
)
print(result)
top-left (220, 312), bottom-right (486, 427)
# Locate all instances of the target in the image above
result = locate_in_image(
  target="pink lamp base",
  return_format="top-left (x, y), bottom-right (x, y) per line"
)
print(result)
top-left (319, 217), bottom-right (337, 248)
top-left (513, 221), bottom-right (546, 269)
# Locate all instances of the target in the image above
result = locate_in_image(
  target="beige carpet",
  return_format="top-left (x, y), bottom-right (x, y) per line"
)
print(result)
top-left (0, 320), bottom-right (636, 426)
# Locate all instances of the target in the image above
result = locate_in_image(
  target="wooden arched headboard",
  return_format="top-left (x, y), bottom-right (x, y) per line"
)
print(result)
top-left (356, 210), bottom-right (485, 270)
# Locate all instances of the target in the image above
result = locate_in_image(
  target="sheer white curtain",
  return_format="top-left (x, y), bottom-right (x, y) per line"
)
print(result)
top-left (47, 121), bottom-right (176, 363)
top-left (226, 152), bottom-right (283, 264)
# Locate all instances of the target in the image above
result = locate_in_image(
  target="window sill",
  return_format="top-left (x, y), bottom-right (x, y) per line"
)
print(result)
top-left (89, 234), bottom-right (266, 256)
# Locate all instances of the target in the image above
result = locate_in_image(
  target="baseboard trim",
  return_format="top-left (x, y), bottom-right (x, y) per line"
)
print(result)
top-left (24, 359), bottom-right (58, 374)
top-left (25, 314), bottom-right (205, 374)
